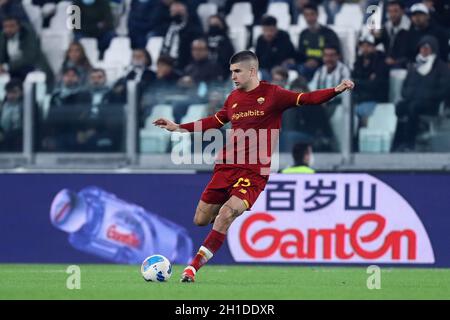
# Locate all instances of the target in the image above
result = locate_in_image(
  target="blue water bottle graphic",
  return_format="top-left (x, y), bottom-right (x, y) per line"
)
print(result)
top-left (49, 186), bottom-right (193, 264)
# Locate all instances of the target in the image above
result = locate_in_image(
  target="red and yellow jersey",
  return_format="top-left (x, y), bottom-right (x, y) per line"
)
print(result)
top-left (180, 81), bottom-right (338, 176)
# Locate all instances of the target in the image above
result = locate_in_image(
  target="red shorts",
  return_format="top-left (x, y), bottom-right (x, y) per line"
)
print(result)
top-left (200, 166), bottom-right (268, 210)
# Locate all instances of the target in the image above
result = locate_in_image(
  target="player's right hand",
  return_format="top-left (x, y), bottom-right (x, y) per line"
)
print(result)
top-left (153, 118), bottom-right (179, 132)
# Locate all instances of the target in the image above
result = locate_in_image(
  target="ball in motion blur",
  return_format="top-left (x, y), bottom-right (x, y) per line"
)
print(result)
top-left (141, 255), bottom-right (172, 282)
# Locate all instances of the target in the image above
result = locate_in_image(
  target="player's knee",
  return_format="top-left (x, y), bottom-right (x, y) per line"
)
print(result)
top-left (217, 206), bottom-right (237, 224)
top-left (193, 212), bottom-right (209, 226)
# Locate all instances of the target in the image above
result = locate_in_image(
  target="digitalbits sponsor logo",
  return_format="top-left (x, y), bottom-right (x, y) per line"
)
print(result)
top-left (170, 126), bottom-right (280, 174)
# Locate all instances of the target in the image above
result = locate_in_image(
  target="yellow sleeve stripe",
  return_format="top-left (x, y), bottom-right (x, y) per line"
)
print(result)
top-left (243, 199), bottom-right (250, 210)
top-left (215, 113), bottom-right (224, 125)
top-left (296, 93), bottom-right (304, 106)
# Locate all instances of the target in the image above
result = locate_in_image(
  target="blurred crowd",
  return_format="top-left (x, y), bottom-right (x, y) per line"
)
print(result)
top-left (0, 0), bottom-right (449, 153)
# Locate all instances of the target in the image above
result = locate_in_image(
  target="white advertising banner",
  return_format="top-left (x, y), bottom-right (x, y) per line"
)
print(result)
top-left (228, 174), bottom-right (435, 264)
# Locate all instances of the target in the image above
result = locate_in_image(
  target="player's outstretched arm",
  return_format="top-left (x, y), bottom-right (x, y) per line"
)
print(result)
top-left (154, 114), bottom-right (226, 132)
top-left (153, 118), bottom-right (180, 132)
top-left (298, 79), bottom-right (355, 105)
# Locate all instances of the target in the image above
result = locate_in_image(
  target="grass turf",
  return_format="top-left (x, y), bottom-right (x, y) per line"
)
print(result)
top-left (0, 264), bottom-right (449, 300)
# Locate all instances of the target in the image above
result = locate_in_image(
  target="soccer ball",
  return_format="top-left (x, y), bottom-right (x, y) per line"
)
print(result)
top-left (141, 255), bottom-right (172, 282)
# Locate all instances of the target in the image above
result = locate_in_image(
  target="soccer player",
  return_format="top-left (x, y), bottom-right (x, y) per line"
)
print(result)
top-left (153, 51), bottom-right (354, 282)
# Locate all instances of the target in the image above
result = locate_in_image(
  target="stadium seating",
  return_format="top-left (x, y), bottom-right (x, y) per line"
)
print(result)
top-left (116, 0), bottom-right (131, 36)
top-left (359, 103), bottom-right (397, 153)
top-left (329, 25), bottom-right (357, 68)
top-left (80, 38), bottom-right (100, 66)
top-left (251, 25), bottom-right (262, 47)
top-left (389, 69), bottom-right (408, 104)
top-left (334, 3), bottom-right (364, 32)
top-left (103, 37), bottom-right (132, 67)
top-left (49, 1), bottom-right (72, 31)
top-left (288, 70), bottom-right (299, 85)
top-left (94, 61), bottom-right (125, 85)
top-left (40, 29), bottom-right (72, 75)
top-left (146, 37), bottom-right (164, 70)
top-left (329, 104), bottom-right (345, 151)
top-left (23, 2), bottom-right (43, 35)
top-left (140, 105), bottom-right (175, 154)
top-left (226, 2), bottom-right (254, 28)
top-left (267, 2), bottom-right (290, 31)
top-left (229, 27), bottom-right (249, 52)
top-left (181, 104), bottom-right (208, 123)
top-left (197, 3), bottom-right (218, 32)
top-left (288, 24), bottom-right (302, 49)
top-left (0, 74), bottom-right (11, 102)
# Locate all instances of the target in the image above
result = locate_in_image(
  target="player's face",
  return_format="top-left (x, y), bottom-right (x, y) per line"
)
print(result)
top-left (230, 62), bottom-right (255, 90)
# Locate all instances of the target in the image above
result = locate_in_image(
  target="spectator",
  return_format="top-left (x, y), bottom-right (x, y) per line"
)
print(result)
top-left (281, 142), bottom-right (315, 173)
top-left (73, 0), bottom-right (116, 59)
top-left (297, 3), bottom-right (341, 81)
top-left (292, 0), bottom-right (311, 24)
top-left (128, 0), bottom-right (171, 48)
top-left (271, 65), bottom-right (289, 88)
top-left (352, 34), bottom-right (389, 129)
top-left (0, 79), bottom-right (23, 152)
top-left (206, 14), bottom-right (234, 79)
top-left (372, 0), bottom-right (411, 69)
top-left (42, 67), bottom-right (92, 151)
top-left (309, 45), bottom-right (351, 111)
top-left (140, 54), bottom-right (182, 124)
top-left (155, 54), bottom-right (182, 87)
top-left (182, 38), bottom-right (223, 86)
top-left (107, 48), bottom-right (156, 104)
top-left (394, 35), bottom-right (450, 151)
top-left (406, 3), bottom-right (449, 62)
top-left (160, 1), bottom-right (203, 70)
top-left (59, 42), bottom-right (93, 85)
top-left (0, 0), bottom-right (29, 30)
top-left (89, 68), bottom-right (109, 107)
top-left (171, 38), bottom-right (224, 122)
top-left (255, 15), bottom-right (296, 80)
top-left (126, 48), bottom-right (156, 85)
top-left (0, 16), bottom-right (53, 85)
top-left (88, 67), bottom-right (124, 152)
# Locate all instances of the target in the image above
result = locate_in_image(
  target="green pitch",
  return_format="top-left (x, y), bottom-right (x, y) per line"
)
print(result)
top-left (0, 264), bottom-right (449, 300)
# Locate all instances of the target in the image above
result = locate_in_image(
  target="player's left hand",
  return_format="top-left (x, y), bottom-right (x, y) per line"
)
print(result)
top-left (335, 80), bottom-right (355, 93)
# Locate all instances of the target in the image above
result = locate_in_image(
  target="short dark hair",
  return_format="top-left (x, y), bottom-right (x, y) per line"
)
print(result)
top-left (192, 37), bottom-right (208, 47)
top-left (323, 45), bottom-right (340, 55)
top-left (62, 66), bottom-right (80, 77)
top-left (208, 14), bottom-right (229, 33)
top-left (133, 48), bottom-right (152, 67)
top-left (229, 50), bottom-right (258, 65)
top-left (5, 79), bottom-right (22, 92)
top-left (303, 3), bottom-right (319, 13)
top-left (261, 15), bottom-right (277, 27)
top-left (157, 55), bottom-right (175, 67)
top-left (90, 68), bottom-right (106, 76)
top-left (2, 15), bottom-right (20, 24)
top-left (292, 143), bottom-right (312, 166)
top-left (387, 0), bottom-right (404, 9)
top-left (271, 66), bottom-right (288, 80)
